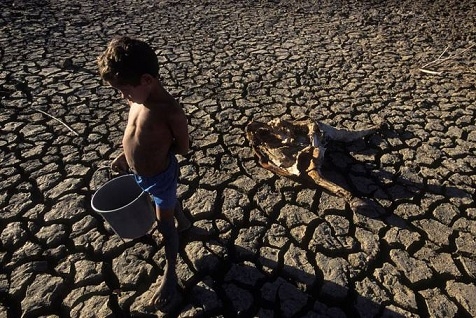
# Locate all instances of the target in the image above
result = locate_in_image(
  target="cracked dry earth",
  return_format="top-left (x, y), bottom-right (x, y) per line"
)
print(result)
top-left (1, 0), bottom-right (476, 317)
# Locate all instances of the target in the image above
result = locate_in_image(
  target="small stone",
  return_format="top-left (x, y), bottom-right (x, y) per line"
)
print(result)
top-left (190, 277), bottom-right (222, 312)
top-left (432, 203), bottom-right (459, 225)
top-left (21, 274), bottom-right (65, 315)
top-left (459, 256), bottom-right (476, 279)
top-left (113, 248), bottom-right (154, 289)
top-left (354, 277), bottom-right (389, 316)
top-left (224, 283), bottom-right (254, 314)
top-left (389, 249), bottom-right (433, 284)
top-left (446, 281), bottom-right (476, 317)
top-left (374, 263), bottom-right (417, 310)
top-left (414, 219), bottom-right (452, 247)
top-left (383, 227), bottom-right (421, 250)
top-left (455, 231), bottom-right (476, 254)
top-left (315, 254), bottom-right (349, 300)
top-left (35, 223), bottom-right (67, 247)
top-left (262, 278), bottom-right (308, 317)
top-left (419, 288), bottom-right (458, 318)
top-left (278, 204), bottom-right (318, 229)
top-left (224, 262), bottom-right (265, 288)
top-left (186, 188), bottom-right (217, 219)
top-left (235, 225), bottom-right (266, 257)
top-left (1, 222), bottom-right (27, 249)
top-left (283, 243), bottom-right (316, 288)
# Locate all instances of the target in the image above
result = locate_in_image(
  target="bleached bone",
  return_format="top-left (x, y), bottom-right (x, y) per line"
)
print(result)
top-left (245, 118), bottom-right (382, 213)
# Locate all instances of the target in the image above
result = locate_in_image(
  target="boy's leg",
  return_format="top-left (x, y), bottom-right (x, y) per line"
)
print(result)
top-left (153, 206), bottom-right (179, 309)
top-left (175, 200), bottom-right (191, 232)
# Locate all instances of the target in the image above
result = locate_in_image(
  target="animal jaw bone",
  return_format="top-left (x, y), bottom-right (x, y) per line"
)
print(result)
top-left (245, 118), bottom-right (382, 213)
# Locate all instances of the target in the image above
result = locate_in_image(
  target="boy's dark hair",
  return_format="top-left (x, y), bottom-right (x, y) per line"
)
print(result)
top-left (97, 36), bottom-right (159, 86)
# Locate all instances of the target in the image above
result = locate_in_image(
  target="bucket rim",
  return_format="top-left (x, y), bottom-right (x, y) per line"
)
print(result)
top-left (91, 174), bottom-right (150, 214)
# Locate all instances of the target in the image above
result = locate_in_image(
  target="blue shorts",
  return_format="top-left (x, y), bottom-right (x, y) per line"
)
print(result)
top-left (134, 153), bottom-right (178, 209)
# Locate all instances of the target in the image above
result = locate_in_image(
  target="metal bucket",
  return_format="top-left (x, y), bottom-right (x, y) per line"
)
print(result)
top-left (91, 174), bottom-right (156, 239)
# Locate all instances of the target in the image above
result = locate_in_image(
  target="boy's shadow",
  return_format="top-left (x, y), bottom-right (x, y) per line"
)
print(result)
top-left (178, 246), bottom-right (407, 318)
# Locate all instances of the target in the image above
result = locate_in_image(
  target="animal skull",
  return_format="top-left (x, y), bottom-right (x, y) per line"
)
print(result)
top-left (245, 118), bottom-right (382, 213)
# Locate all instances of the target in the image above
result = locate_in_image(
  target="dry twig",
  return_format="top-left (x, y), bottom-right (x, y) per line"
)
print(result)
top-left (418, 69), bottom-right (443, 75)
top-left (35, 109), bottom-right (80, 136)
top-left (419, 43), bottom-right (475, 75)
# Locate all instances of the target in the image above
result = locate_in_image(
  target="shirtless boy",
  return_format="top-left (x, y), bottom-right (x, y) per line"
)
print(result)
top-left (97, 36), bottom-right (190, 310)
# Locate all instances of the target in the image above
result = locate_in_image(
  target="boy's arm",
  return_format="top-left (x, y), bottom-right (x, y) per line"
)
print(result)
top-left (111, 152), bottom-right (129, 172)
top-left (169, 107), bottom-right (190, 155)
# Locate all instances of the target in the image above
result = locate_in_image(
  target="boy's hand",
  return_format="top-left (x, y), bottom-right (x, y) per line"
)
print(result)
top-left (111, 153), bottom-right (129, 173)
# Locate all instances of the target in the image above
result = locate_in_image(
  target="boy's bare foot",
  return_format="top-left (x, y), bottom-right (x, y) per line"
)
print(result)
top-left (151, 269), bottom-right (179, 311)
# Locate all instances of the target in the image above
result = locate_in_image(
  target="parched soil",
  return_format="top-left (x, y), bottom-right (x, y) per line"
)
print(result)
top-left (1, 0), bottom-right (475, 317)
